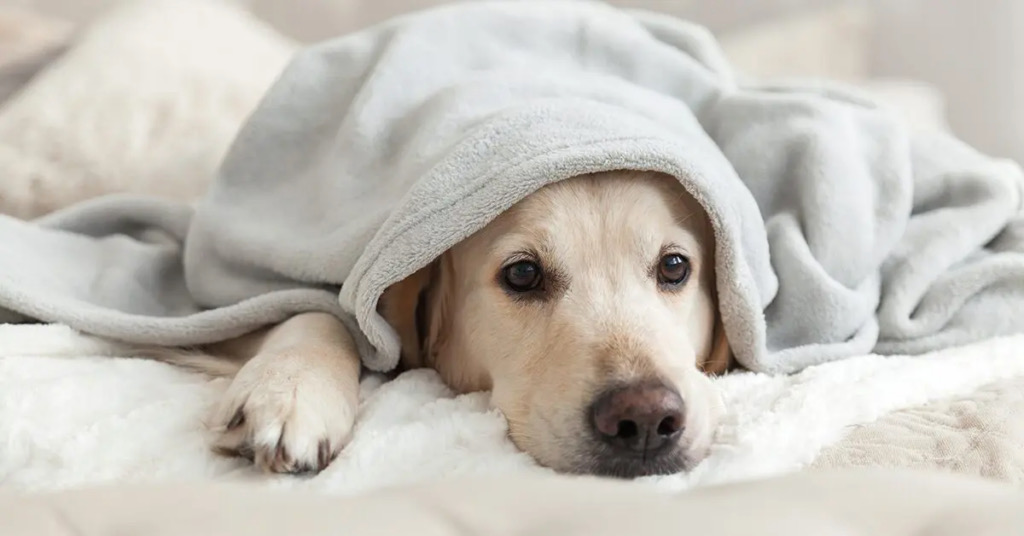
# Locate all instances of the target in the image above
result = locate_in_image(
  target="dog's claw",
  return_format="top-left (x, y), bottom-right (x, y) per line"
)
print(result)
top-left (210, 348), bottom-right (357, 475)
top-left (215, 426), bottom-right (340, 475)
top-left (227, 407), bottom-right (245, 430)
top-left (317, 439), bottom-right (333, 470)
top-left (271, 441), bottom-right (291, 471)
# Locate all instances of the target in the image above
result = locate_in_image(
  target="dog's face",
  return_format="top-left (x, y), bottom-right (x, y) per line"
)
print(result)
top-left (381, 171), bottom-right (729, 477)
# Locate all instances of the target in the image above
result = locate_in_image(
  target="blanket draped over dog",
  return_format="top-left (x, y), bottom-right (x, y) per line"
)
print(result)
top-left (1, 1), bottom-right (1022, 374)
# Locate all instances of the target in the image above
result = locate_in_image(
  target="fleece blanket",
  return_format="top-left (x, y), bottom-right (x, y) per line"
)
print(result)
top-left (1, 1), bottom-right (1022, 374)
top-left (5, 324), bottom-right (1024, 492)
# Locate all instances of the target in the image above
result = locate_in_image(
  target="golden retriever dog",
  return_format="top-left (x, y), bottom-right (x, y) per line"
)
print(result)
top-left (180, 170), bottom-right (731, 478)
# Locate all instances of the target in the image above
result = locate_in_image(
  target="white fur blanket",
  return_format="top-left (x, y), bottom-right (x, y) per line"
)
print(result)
top-left (4, 323), bottom-right (1024, 493)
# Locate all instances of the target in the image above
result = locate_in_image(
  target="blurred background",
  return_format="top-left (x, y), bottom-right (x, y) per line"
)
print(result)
top-left (0, 0), bottom-right (1019, 163)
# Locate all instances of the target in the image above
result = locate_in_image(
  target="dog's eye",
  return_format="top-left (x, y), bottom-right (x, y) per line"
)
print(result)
top-left (502, 260), bottom-right (543, 292)
top-left (658, 254), bottom-right (691, 287)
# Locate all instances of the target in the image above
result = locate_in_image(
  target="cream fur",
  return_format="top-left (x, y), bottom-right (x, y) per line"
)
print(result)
top-left (169, 171), bottom-right (723, 478)
top-left (377, 172), bottom-right (723, 476)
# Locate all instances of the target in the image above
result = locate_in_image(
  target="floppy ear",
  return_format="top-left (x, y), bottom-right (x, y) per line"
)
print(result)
top-left (377, 255), bottom-right (452, 370)
top-left (698, 233), bottom-right (733, 374)
top-left (701, 314), bottom-right (734, 374)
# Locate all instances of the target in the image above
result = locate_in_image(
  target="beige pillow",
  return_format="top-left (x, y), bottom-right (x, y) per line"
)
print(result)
top-left (0, 0), bottom-right (296, 219)
top-left (0, 7), bottom-right (69, 110)
top-left (715, 5), bottom-right (949, 133)
top-left (0, 7), bottom-right (69, 66)
top-left (717, 4), bottom-right (872, 82)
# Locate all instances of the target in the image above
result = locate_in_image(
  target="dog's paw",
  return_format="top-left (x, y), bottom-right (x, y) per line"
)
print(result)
top-left (210, 349), bottom-right (358, 474)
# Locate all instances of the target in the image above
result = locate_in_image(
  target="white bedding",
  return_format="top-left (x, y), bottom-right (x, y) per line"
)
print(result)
top-left (3, 323), bottom-right (1024, 494)
top-left (2, 0), bottom-right (1022, 495)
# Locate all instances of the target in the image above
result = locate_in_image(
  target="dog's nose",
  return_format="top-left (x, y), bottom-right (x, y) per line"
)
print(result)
top-left (589, 383), bottom-right (685, 454)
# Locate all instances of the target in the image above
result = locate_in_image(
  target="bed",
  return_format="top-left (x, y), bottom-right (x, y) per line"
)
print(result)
top-left (1, 0), bottom-right (1022, 528)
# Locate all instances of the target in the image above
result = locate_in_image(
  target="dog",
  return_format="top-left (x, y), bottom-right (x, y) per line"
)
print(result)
top-left (166, 169), bottom-right (732, 478)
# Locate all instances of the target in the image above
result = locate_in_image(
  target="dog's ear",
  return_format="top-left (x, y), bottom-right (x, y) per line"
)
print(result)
top-left (701, 314), bottom-right (734, 375)
top-left (378, 255), bottom-right (452, 370)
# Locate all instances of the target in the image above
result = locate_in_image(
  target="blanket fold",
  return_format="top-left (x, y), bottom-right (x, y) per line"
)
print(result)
top-left (1, 1), bottom-right (1022, 374)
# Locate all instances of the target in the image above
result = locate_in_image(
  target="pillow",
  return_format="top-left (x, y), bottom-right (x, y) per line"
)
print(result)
top-left (0, 0), bottom-right (296, 219)
top-left (0, 7), bottom-right (70, 109)
top-left (717, 3), bottom-right (872, 82)
top-left (715, 5), bottom-right (950, 132)
top-left (0, 7), bottom-right (69, 66)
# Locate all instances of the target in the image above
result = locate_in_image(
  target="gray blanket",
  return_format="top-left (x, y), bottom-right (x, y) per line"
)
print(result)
top-left (1, 1), bottom-right (1022, 374)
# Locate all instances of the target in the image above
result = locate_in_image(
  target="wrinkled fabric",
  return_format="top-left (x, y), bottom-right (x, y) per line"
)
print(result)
top-left (1, 1), bottom-right (1022, 373)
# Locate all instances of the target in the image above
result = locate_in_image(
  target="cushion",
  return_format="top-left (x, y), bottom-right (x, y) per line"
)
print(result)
top-left (0, 0), bottom-right (295, 219)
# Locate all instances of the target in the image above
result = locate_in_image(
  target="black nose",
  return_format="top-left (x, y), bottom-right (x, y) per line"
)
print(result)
top-left (589, 382), bottom-right (685, 455)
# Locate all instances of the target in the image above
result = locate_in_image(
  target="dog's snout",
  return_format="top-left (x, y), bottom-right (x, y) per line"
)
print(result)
top-left (589, 382), bottom-right (685, 454)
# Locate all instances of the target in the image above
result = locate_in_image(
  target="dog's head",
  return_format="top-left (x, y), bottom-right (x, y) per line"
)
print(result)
top-left (380, 171), bottom-right (730, 477)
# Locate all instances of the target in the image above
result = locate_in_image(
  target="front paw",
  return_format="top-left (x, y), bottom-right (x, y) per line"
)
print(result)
top-left (210, 349), bottom-right (358, 474)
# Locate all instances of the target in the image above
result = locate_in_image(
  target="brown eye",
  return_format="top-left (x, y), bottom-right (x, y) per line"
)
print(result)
top-left (658, 254), bottom-right (691, 287)
top-left (502, 260), bottom-right (543, 292)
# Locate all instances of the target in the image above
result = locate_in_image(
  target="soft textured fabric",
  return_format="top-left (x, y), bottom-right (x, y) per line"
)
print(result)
top-left (1, 0), bottom-right (1022, 374)
top-left (6, 323), bottom-right (1024, 493)
top-left (812, 376), bottom-right (1024, 483)
top-left (0, 7), bottom-right (70, 108)
top-left (3, 470), bottom-right (1024, 536)
top-left (0, 0), bottom-right (295, 220)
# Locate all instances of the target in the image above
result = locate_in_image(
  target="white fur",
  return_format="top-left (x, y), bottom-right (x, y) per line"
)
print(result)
top-left (0, 0), bottom-right (295, 218)
top-left (211, 347), bottom-right (357, 472)
top-left (3, 322), bottom-right (1023, 493)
